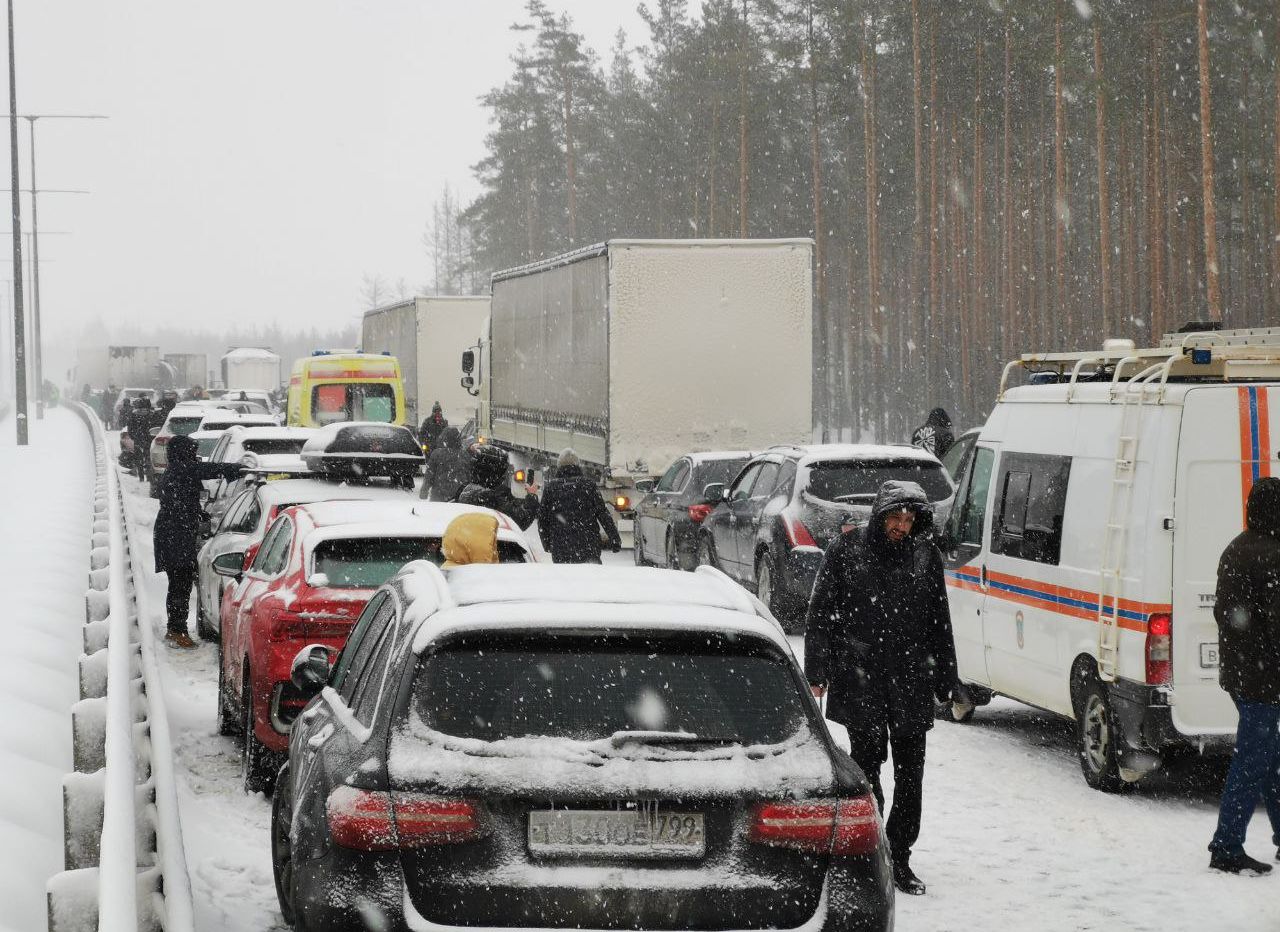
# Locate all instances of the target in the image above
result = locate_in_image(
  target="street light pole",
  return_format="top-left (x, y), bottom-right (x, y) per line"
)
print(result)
top-left (6, 0), bottom-right (25, 444)
top-left (27, 116), bottom-right (39, 417)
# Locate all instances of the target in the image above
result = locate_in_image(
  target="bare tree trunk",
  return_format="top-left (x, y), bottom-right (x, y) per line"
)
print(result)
top-left (738, 0), bottom-right (750, 237)
top-left (862, 14), bottom-right (883, 439)
top-left (1149, 24), bottom-right (1167, 341)
top-left (810, 1), bottom-right (825, 313)
top-left (1002, 14), bottom-right (1013, 358)
top-left (1196, 0), bottom-right (1223, 321)
top-left (1272, 10), bottom-right (1280, 323)
top-left (911, 0), bottom-right (925, 367)
top-left (1094, 17), bottom-right (1111, 335)
top-left (972, 28), bottom-right (985, 384)
top-left (1054, 0), bottom-right (1069, 338)
top-left (564, 70), bottom-right (577, 242)
top-left (927, 14), bottom-right (941, 395)
top-left (708, 98), bottom-right (720, 236)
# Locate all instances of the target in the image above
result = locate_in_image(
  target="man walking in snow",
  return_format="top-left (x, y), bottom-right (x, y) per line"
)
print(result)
top-left (538, 449), bottom-right (621, 563)
top-left (805, 480), bottom-right (957, 896)
top-left (418, 401), bottom-right (448, 451)
top-left (419, 426), bottom-right (468, 502)
top-left (1207, 476), bottom-right (1280, 875)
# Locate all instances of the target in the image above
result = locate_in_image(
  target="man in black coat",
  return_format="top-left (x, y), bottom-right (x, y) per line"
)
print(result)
top-left (805, 480), bottom-right (957, 896)
top-left (153, 436), bottom-right (243, 649)
top-left (456, 443), bottom-right (539, 530)
top-left (125, 397), bottom-right (155, 481)
top-left (420, 426), bottom-right (469, 502)
top-left (1207, 476), bottom-right (1280, 875)
top-left (418, 401), bottom-right (448, 451)
top-left (538, 449), bottom-right (621, 564)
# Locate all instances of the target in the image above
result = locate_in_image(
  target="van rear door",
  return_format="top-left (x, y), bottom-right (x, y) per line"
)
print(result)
top-left (1171, 386), bottom-right (1279, 736)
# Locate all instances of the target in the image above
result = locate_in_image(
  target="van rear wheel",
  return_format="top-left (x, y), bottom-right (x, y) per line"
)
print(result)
top-left (1075, 675), bottom-right (1126, 793)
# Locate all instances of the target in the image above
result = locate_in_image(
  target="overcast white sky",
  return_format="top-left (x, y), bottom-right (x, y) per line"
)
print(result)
top-left (5, 1), bottom-right (647, 373)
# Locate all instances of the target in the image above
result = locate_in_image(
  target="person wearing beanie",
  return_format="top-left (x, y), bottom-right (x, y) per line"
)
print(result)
top-left (537, 448), bottom-right (621, 564)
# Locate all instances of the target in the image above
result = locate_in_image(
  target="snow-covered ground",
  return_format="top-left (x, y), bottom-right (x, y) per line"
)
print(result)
top-left (102, 478), bottom-right (1280, 932)
top-left (0, 410), bottom-right (92, 932)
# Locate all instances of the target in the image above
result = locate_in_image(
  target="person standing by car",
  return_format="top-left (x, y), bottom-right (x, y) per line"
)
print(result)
top-left (103, 385), bottom-right (120, 427)
top-left (911, 408), bottom-right (955, 459)
top-left (418, 401), bottom-right (448, 451)
top-left (153, 435), bottom-right (243, 649)
top-left (126, 397), bottom-right (155, 481)
top-left (457, 443), bottom-right (540, 529)
top-left (1207, 477), bottom-right (1280, 875)
top-left (804, 480), bottom-right (957, 897)
top-left (419, 426), bottom-right (468, 502)
top-left (538, 449), bottom-right (622, 564)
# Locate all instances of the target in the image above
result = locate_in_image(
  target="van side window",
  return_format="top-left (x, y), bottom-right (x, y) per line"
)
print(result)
top-left (992, 453), bottom-right (1071, 565)
top-left (956, 446), bottom-right (995, 547)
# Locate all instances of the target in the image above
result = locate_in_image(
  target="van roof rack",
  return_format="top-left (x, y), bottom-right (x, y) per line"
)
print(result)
top-left (999, 326), bottom-right (1280, 400)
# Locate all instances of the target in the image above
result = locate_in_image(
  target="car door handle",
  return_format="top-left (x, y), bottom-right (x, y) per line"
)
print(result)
top-left (980, 565), bottom-right (989, 588)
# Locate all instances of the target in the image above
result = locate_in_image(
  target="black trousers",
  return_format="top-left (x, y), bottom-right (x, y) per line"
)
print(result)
top-left (164, 565), bottom-right (197, 636)
top-left (847, 725), bottom-right (927, 863)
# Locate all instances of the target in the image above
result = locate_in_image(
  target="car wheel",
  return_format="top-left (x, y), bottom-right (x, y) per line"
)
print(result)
top-left (271, 763), bottom-right (297, 925)
top-left (242, 669), bottom-right (275, 796)
top-left (696, 534), bottom-right (717, 570)
top-left (633, 524), bottom-right (648, 566)
top-left (216, 650), bottom-right (241, 737)
top-left (1074, 673), bottom-right (1126, 793)
top-left (666, 532), bottom-right (686, 572)
top-left (195, 588), bottom-right (218, 641)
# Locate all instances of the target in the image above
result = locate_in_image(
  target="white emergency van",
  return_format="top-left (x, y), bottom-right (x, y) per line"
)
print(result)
top-left (942, 327), bottom-right (1280, 791)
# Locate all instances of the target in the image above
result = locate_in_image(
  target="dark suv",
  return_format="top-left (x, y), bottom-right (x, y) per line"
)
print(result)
top-left (696, 444), bottom-right (954, 629)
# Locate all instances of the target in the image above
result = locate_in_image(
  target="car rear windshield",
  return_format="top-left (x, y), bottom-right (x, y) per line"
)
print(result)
top-left (700, 458), bottom-right (752, 486)
top-left (313, 383), bottom-right (395, 424)
top-left (195, 437), bottom-right (220, 457)
top-left (313, 536), bottom-right (527, 586)
top-left (413, 633), bottom-right (810, 745)
top-left (242, 437), bottom-right (307, 455)
top-left (167, 416), bottom-right (204, 436)
top-left (805, 458), bottom-right (953, 503)
top-left (323, 425), bottom-right (421, 457)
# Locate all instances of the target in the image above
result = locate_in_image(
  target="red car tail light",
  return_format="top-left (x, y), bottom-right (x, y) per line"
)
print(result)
top-left (782, 514), bottom-right (818, 549)
top-left (267, 609), bottom-right (351, 642)
top-left (327, 787), bottom-right (484, 850)
top-left (688, 503), bottom-right (713, 523)
top-left (749, 796), bottom-right (880, 856)
top-left (1146, 612), bottom-right (1172, 685)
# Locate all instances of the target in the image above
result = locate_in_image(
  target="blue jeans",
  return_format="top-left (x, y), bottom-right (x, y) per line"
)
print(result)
top-left (1210, 698), bottom-right (1280, 854)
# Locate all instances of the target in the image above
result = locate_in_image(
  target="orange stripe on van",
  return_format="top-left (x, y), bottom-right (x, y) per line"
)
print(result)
top-left (1238, 387), bottom-right (1254, 528)
top-left (1258, 388), bottom-right (1272, 480)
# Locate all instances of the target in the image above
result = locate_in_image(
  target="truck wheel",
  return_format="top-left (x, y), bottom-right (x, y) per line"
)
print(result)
top-left (1074, 674), bottom-right (1126, 793)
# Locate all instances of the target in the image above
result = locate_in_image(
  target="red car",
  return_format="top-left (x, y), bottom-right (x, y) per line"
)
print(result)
top-left (212, 499), bottom-right (536, 793)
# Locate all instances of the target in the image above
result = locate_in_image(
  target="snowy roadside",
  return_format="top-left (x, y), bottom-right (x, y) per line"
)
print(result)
top-left (0, 410), bottom-right (92, 932)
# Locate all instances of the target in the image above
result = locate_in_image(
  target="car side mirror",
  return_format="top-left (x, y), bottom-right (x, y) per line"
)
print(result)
top-left (306, 572), bottom-right (330, 588)
top-left (289, 643), bottom-right (333, 697)
top-left (212, 551), bottom-right (246, 579)
top-left (461, 350), bottom-right (475, 374)
top-left (702, 482), bottom-right (725, 504)
top-left (634, 478), bottom-right (656, 494)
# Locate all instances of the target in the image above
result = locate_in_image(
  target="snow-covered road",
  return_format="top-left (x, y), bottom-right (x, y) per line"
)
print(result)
top-left (108, 470), bottom-right (1280, 932)
top-left (0, 411), bottom-right (92, 932)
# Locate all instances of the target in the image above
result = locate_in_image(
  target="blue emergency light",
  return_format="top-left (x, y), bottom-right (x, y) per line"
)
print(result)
top-left (1191, 348), bottom-right (1212, 365)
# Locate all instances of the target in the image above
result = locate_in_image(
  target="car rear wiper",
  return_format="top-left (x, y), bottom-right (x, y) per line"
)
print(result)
top-left (609, 730), bottom-right (738, 747)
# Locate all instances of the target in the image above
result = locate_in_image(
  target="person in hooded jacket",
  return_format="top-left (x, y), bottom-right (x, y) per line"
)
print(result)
top-left (126, 397), bottom-right (155, 480)
top-left (440, 512), bottom-right (500, 569)
top-left (456, 443), bottom-right (539, 529)
top-left (1207, 476), bottom-right (1280, 875)
top-left (538, 449), bottom-right (622, 564)
top-left (420, 426), bottom-right (468, 502)
top-left (910, 408), bottom-right (955, 459)
top-left (804, 480), bottom-right (957, 896)
top-left (153, 435), bottom-right (244, 649)
top-left (418, 401), bottom-right (448, 451)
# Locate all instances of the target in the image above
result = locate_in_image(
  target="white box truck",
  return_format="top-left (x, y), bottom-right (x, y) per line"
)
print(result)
top-left (363, 295), bottom-right (490, 428)
top-left (161, 353), bottom-right (209, 390)
top-left (221, 347), bottom-right (281, 391)
top-left (107, 345), bottom-right (160, 388)
top-left (471, 239), bottom-right (814, 514)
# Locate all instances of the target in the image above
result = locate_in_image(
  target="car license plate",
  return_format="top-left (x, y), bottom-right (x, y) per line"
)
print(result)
top-left (528, 810), bottom-right (705, 859)
top-left (1200, 642), bottom-right (1219, 669)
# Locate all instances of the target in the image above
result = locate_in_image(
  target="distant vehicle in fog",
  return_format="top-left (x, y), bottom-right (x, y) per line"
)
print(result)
top-left (222, 346), bottom-right (282, 392)
top-left (633, 450), bottom-right (755, 570)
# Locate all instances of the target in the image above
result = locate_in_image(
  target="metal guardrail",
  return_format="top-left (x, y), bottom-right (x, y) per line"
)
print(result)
top-left (47, 404), bottom-right (195, 932)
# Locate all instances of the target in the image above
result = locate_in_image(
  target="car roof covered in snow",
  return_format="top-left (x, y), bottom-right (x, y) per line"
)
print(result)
top-left (252, 476), bottom-right (415, 508)
top-left (778, 443), bottom-right (942, 467)
top-left (222, 425), bottom-right (316, 442)
top-left (399, 564), bottom-right (787, 656)
top-left (687, 450), bottom-right (756, 465)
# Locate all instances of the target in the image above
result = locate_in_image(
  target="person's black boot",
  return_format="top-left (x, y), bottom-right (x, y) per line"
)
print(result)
top-left (1209, 850), bottom-right (1273, 875)
top-left (892, 859), bottom-right (927, 895)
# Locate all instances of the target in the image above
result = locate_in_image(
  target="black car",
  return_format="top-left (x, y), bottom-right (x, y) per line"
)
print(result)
top-left (633, 451), bottom-right (754, 570)
top-left (696, 444), bottom-right (955, 629)
top-left (273, 563), bottom-right (893, 932)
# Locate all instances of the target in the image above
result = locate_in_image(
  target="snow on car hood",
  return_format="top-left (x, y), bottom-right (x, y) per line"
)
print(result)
top-left (387, 713), bottom-right (834, 799)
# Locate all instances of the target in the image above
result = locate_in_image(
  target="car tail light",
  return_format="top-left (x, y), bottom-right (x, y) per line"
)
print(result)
top-left (154, 435), bottom-right (170, 446)
top-left (1146, 612), bottom-right (1172, 685)
top-left (615, 495), bottom-right (631, 511)
top-left (782, 514), bottom-right (819, 549)
top-left (748, 796), bottom-right (880, 856)
top-left (327, 787), bottom-right (484, 850)
top-left (267, 610), bottom-right (351, 642)
top-left (688, 503), bottom-right (713, 523)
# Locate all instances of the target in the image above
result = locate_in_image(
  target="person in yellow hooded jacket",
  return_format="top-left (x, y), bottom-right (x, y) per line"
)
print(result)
top-left (441, 512), bottom-right (500, 569)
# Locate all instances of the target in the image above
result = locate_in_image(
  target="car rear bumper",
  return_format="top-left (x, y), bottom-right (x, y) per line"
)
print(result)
top-left (1108, 678), bottom-right (1235, 775)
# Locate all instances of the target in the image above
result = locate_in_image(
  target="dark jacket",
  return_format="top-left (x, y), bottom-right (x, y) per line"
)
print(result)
top-left (420, 427), bottom-right (468, 502)
top-left (804, 480), bottom-right (958, 736)
top-left (153, 437), bottom-right (241, 573)
top-left (911, 407), bottom-right (954, 459)
top-left (419, 405), bottom-right (448, 449)
top-left (537, 465), bottom-right (622, 563)
top-left (457, 481), bottom-right (539, 530)
top-left (126, 403), bottom-right (155, 455)
top-left (1214, 477), bottom-right (1280, 704)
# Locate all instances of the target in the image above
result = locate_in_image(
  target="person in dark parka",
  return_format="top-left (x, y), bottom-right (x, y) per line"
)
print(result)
top-left (418, 401), bottom-right (448, 451)
top-left (538, 448), bottom-right (621, 564)
top-left (910, 407), bottom-right (955, 459)
top-left (456, 443), bottom-right (539, 530)
top-left (1207, 476), bottom-right (1280, 875)
top-left (805, 480), bottom-right (957, 896)
top-left (125, 397), bottom-right (155, 481)
top-left (153, 435), bottom-right (242, 648)
top-left (420, 426), bottom-right (468, 502)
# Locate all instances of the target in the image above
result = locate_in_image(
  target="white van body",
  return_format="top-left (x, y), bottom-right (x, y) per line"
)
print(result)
top-left (944, 330), bottom-right (1280, 789)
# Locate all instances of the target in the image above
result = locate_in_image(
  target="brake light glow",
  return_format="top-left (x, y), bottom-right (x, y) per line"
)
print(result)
top-left (749, 796), bottom-right (880, 856)
top-left (514, 469), bottom-right (527, 482)
top-left (782, 514), bottom-right (819, 549)
top-left (615, 496), bottom-right (631, 511)
top-left (327, 787), bottom-right (484, 850)
top-left (1146, 612), bottom-right (1172, 685)
top-left (688, 503), bottom-right (713, 523)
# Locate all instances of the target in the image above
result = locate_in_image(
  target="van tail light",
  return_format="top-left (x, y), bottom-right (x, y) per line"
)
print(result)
top-left (748, 796), bottom-right (880, 856)
top-left (688, 504), bottom-right (713, 523)
top-left (782, 514), bottom-right (819, 549)
top-left (1146, 612), bottom-right (1173, 685)
top-left (327, 787), bottom-right (485, 850)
